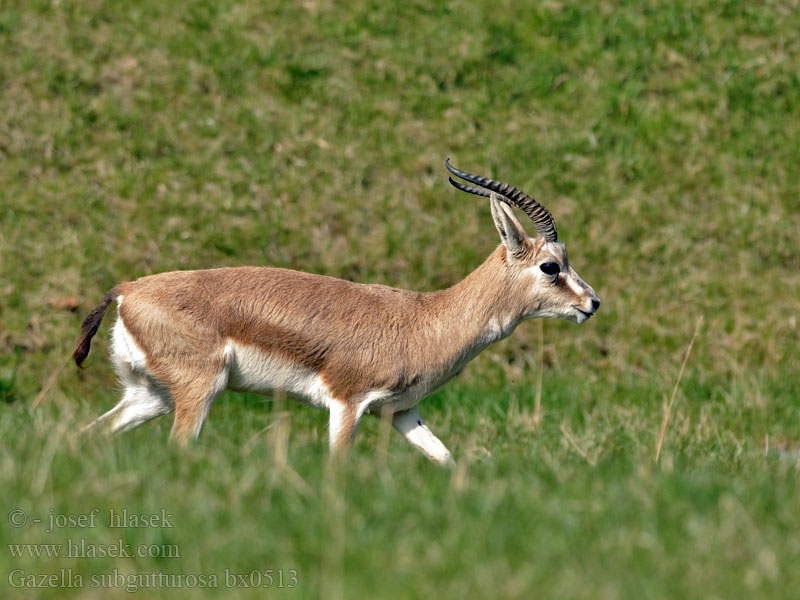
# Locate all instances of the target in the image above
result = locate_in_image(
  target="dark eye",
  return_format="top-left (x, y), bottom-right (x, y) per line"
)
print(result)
top-left (540, 262), bottom-right (560, 276)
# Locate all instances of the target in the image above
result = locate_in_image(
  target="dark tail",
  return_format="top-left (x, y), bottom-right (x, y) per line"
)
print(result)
top-left (73, 288), bottom-right (118, 369)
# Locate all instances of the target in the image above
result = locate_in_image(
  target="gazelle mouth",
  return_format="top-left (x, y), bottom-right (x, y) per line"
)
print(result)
top-left (575, 307), bottom-right (594, 319)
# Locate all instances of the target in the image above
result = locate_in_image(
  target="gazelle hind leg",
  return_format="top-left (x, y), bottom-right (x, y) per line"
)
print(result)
top-left (392, 406), bottom-right (455, 467)
top-left (81, 313), bottom-right (172, 435)
top-left (168, 366), bottom-right (230, 446)
top-left (81, 399), bottom-right (126, 434)
top-left (109, 381), bottom-right (173, 433)
top-left (82, 378), bottom-right (173, 435)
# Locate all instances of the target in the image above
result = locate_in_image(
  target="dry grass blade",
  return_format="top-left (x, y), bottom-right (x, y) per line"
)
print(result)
top-left (655, 315), bottom-right (704, 463)
top-left (269, 391), bottom-right (290, 469)
top-left (560, 423), bottom-right (596, 466)
top-left (376, 404), bottom-right (393, 469)
top-left (31, 355), bottom-right (71, 409)
top-left (321, 460), bottom-right (346, 600)
top-left (31, 409), bottom-right (73, 495)
top-left (533, 319), bottom-right (544, 427)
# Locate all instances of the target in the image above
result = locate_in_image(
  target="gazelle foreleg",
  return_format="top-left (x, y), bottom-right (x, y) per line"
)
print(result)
top-left (392, 406), bottom-right (455, 467)
top-left (328, 399), bottom-right (361, 454)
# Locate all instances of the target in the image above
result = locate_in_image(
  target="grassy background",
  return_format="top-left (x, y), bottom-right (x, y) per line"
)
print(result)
top-left (1, 0), bottom-right (799, 597)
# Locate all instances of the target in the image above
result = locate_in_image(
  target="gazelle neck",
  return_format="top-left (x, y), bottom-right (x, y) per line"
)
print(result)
top-left (420, 246), bottom-right (523, 367)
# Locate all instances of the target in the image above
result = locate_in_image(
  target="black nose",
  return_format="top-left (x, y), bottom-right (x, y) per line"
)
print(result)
top-left (591, 298), bottom-right (600, 311)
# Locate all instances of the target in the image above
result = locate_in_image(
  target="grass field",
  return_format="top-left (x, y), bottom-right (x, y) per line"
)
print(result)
top-left (2, 0), bottom-right (799, 597)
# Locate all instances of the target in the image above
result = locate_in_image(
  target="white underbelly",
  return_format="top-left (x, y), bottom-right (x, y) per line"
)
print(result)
top-left (226, 342), bottom-right (331, 409)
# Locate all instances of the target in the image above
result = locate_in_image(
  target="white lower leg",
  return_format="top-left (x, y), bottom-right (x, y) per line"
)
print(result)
top-left (82, 401), bottom-right (127, 434)
top-left (83, 380), bottom-right (172, 435)
top-left (109, 384), bottom-right (172, 433)
top-left (392, 406), bottom-right (454, 467)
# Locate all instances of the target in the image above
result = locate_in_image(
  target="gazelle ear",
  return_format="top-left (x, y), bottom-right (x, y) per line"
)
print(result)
top-left (490, 192), bottom-right (528, 256)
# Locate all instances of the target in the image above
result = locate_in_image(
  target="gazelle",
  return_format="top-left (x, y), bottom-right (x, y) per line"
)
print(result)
top-left (74, 160), bottom-right (599, 466)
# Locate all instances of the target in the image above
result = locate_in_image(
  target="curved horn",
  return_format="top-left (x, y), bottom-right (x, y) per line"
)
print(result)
top-left (445, 158), bottom-right (558, 242)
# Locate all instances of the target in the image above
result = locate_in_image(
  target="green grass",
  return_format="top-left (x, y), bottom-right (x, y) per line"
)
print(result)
top-left (2, 0), bottom-right (799, 598)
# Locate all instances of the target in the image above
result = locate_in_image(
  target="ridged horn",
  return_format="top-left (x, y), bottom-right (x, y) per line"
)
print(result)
top-left (445, 158), bottom-right (558, 242)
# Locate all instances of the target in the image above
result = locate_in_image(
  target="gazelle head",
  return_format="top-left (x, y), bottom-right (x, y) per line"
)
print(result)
top-left (446, 159), bottom-right (600, 324)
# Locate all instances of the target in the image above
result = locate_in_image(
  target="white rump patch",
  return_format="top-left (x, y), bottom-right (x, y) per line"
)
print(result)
top-left (111, 299), bottom-right (151, 376)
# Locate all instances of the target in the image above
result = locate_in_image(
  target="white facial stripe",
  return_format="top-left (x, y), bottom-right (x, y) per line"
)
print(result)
top-left (566, 273), bottom-right (585, 296)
